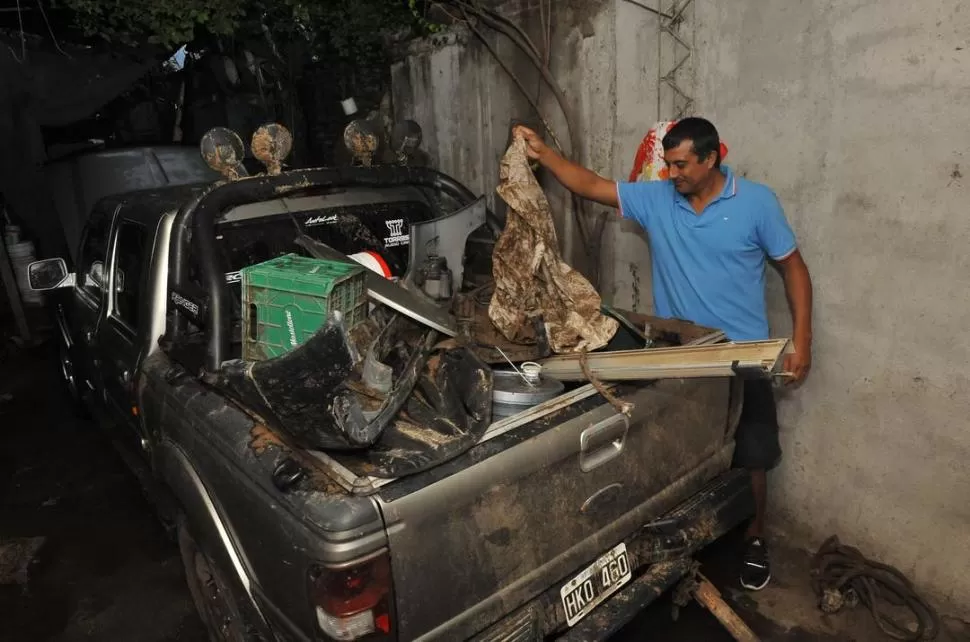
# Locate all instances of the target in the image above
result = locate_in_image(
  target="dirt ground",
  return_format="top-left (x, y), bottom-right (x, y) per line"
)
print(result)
top-left (1, 342), bottom-right (967, 642)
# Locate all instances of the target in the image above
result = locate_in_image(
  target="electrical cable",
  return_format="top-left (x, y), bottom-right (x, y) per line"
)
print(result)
top-left (448, 2), bottom-right (598, 271)
top-left (12, 0), bottom-right (26, 62)
top-left (452, 1), bottom-right (575, 155)
top-left (36, 0), bottom-right (70, 58)
top-left (457, 5), bottom-right (565, 156)
top-left (619, 0), bottom-right (673, 20)
top-left (437, 0), bottom-right (607, 284)
top-left (811, 535), bottom-right (939, 641)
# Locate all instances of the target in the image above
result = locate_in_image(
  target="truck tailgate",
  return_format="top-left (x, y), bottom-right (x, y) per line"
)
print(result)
top-left (377, 377), bottom-right (732, 640)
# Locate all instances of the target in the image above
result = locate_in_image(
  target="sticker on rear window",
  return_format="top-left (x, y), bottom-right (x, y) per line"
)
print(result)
top-left (384, 219), bottom-right (409, 247)
top-left (305, 214), bottom-right (338, 226)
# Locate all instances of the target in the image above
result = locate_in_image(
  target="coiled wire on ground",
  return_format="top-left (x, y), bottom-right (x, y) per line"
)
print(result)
top-left (810, 535), bottom-right (939, 641)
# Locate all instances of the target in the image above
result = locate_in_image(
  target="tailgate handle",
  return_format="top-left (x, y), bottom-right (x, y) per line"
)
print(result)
top-left (579, 414), bottom-right (629, 472)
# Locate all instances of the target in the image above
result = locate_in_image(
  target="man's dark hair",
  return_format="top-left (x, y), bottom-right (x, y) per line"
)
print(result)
top-left (662, 117), bottom-right (721, 167)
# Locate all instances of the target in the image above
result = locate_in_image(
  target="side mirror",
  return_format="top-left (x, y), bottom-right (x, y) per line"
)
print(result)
top-left (28, 258), bottom-right (75, 291)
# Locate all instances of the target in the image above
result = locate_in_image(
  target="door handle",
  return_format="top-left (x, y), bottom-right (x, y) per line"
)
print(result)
top-left (579, 414), bottom-right (629, 472)
top-left (84, 330), bottom-right (94, 343)
top-left (119, 369), bottom-right (131, 385)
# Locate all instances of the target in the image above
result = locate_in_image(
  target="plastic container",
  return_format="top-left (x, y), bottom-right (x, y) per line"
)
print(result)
top-left (241, 253), bottom-right (367, 361)
top-left (8, 237), bottom-right (43, 306)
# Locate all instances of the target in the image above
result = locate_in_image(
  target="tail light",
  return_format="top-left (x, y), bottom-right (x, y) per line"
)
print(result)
top-left (309, 550), bottom-right (394, 641)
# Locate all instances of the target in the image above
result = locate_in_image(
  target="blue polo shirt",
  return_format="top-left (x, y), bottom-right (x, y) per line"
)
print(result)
top-left (616, 166), bottom-right (796, 340)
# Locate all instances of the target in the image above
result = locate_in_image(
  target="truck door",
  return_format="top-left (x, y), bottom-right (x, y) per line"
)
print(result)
top-left (69, 203), bottom-right (118, 403)
top-left (98, 215), bottom-right (153, 453)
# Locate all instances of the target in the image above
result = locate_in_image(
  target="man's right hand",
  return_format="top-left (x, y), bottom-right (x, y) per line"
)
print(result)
top-left (514, 126), bottom-right (549, 161)
top-left (511, 124), bottom-right (619, 208)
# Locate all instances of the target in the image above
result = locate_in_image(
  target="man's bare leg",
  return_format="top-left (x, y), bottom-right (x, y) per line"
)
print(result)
top-left (740, 468), bottom-right (771, 590)
top-left (746, 468), bottom-right (767, 539)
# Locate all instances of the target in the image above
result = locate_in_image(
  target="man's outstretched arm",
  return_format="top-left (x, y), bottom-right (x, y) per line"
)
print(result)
top-left (514, 126), bottom-right (619, 207)
top-left (777, 249), bottom-right (813, 383)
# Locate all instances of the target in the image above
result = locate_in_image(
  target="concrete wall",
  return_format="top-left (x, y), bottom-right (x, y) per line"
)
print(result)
top-left (391, 0), bottom-right (675, 309)
top-left (693, 0), bottom-right (970, 610)
top-left (394, 0), bottom-right (970, 610)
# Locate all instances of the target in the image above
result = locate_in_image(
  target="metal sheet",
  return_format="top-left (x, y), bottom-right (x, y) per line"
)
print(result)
top-left (540, 340), bottom-right (791, 381)
top-left (295, 234), bottom-right (458, 336)
top-left (366, 278), bottom-right (457, 336)
top-left (404, 196), bottom-right (487, 298)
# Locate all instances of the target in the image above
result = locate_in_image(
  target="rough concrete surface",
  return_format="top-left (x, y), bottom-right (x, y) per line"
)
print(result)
top-left (617, 528), bottom-right (970, 642)
top-left (693, 0), bottom-right (970, 611)
top-left (0, 346), bottom-right (206, 642)
top-left (391, 0), bottom-right (618, 281)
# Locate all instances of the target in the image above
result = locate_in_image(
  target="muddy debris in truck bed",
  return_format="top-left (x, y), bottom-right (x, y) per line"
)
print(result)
top-left (330, 343), bottom-right (493, 478)
top-left (489, 136), bottom-right (618, 354)
top-left (454, 287), bottom-right (552, 365)
top-left (217, 140), bottom-right (632, 467)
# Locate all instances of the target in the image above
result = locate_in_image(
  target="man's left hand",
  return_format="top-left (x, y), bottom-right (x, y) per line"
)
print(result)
top-left (783, 340), bottom-right (812, 384)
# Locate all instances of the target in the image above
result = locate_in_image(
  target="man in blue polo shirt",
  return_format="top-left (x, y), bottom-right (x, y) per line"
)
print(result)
top-left (515, 118), bottom-right (813, 591)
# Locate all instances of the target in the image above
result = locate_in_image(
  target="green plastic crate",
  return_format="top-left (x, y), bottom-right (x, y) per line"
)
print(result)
top-left (241, 253), bottom-right (367, 361)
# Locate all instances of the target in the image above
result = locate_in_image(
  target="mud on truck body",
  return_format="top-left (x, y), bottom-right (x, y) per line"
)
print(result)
top-left (29, 123), bottom-right (754, 642)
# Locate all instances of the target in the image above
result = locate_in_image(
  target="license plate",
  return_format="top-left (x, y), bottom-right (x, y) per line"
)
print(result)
top-left (560, 542), bottom-right (632, 627)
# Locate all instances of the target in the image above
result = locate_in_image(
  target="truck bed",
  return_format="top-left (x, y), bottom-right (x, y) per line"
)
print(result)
top-left (309, 311), bottom-right (724, 496)
top-left (301, 314), bottom-right (742, 640)
top-left (309, 381), bottom-right (608, 494)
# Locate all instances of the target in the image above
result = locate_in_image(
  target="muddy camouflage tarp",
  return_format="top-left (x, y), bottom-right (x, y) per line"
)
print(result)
top-left (489, 137), bottom-right (618, 353)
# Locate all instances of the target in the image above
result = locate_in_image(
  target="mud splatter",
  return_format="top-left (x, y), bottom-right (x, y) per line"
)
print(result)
top-left (249, 424), bottom-right (286, 455)
top-left (948, 163), bottom-right (963, 186)
top-left (251, 124), bottom-right (293, 175)
top-left (630, 261), bottom-right (641, 311)
top-left (395, 421), bottom-right (452, 448)
top-left (274, 177), bottom-right (312, 194)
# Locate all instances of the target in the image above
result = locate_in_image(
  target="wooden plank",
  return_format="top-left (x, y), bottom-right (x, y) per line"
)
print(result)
top-left (613, 308), bottom-right (719, 345)
top-left (694, 576), bottom-right (760, 642)
top-left (539, 339), bottom-right (789, 381)
top-left (684, 330), bottom-right (727, 346)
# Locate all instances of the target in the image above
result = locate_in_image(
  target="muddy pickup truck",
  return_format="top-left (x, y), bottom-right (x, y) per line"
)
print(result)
top-left (28, 125), bottom-right (754, 642)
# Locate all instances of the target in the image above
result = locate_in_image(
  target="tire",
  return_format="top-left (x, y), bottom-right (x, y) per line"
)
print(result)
top-left (177, 517), bottom-right (263, 642)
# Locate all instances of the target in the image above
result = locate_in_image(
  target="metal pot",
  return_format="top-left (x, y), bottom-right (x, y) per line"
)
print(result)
top-left (491, 370), bottom-right (564, 419)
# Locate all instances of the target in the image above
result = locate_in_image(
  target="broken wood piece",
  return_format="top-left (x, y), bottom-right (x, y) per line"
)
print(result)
top-left (684, 330), bottom-right (727, 346)
top-left (610, 308), bottom-right (720, 346)
top-left (539, 339), bottom-right (790, 382)
top-left (694, 575), bottom-right (760, 642)
top-left (601, 304), bottom-right (649, 344)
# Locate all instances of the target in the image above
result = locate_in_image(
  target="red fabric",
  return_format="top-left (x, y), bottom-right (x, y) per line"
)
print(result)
top-left (628, 121), bottom-right (729, 182)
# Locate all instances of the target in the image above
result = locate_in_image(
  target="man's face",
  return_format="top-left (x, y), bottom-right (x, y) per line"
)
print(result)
top-left (664, 139), bottom-right (717, 195)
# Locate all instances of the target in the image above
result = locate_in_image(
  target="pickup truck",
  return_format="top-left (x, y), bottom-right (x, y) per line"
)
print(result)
top-left (28, 130), bottom-right (754, 642)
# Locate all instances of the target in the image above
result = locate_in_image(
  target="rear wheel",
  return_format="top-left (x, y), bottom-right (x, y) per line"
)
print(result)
top-left (177, 518), bottom-right (262, 642)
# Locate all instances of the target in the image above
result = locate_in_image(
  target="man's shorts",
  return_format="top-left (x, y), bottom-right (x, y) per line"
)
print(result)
top-left (731, 379), bottom-right (783, 471)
